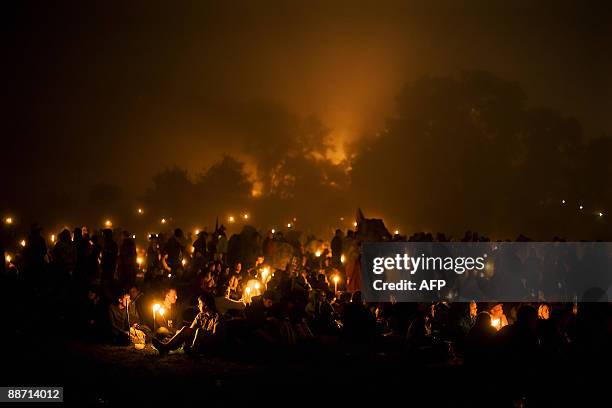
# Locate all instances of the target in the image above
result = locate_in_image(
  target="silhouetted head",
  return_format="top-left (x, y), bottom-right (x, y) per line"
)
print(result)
top-left (474, 311), bottom-right (492, 329)
top-left (59, 229), bottom-right (71, 242)
top-left (516, 304), bottom-right (538, 332)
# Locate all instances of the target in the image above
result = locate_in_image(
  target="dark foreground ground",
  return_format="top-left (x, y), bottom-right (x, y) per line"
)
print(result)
top-left (4, 331), bottom-right (609, 407)
top-left (1, 280), bottom-right (609, 407)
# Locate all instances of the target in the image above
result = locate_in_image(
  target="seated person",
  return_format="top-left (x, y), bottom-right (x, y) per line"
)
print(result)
top-left (154, 287), bottom-right (179, 338)
top-left (244, 290), bottom-right (283, 344)
top-left (82, 285), bottom-right (107, 341)
top-left (152, 295), bottom-right (220, 355)
top-left (108, 289), bottom-right (151, 345)
top-left (213, 284), bottom-right (246, 316)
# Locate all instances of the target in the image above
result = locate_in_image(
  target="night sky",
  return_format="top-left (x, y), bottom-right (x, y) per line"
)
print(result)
top-left (4, 1), bottom-right (611, 238)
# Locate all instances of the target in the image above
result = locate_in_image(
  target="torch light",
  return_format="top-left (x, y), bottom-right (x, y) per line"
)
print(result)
top-left (5, 254), bottom-right (12, 263)
top-left (161, 218), bottom-right (167, 224)
top-left (228, 216), bottom-right (235, 223)
top-left (271, 228), bottom-right (275, 234)
top-left (182, 259), bottom-right (187, 266)
top-left (243, 213), bottom-right (249, 220)
top-left (105, 219), bottom-right (112, 228)
top-left (20, 240), bottom-right (26, 247)
top-left (287, 223), bottom-right (292, 228)
top-left (50, 234), bottom-right (55, 243)
top-left (315, 250), bottom-right (321, 257)
top-left (4, 217), bottom-right (13, 225)
top-left (137, 257), bottom-right (143, 267)
top-left (340, 254), bottom-right (345, 264)
top-left (137, 208), bottom-right (143, 215)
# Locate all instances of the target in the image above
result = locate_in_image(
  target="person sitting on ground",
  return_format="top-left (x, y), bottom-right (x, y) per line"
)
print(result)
top-left (82, 285), bottom-right (107, 341)
top-left (108, 289), bottom-right (148, 345)
top-left (154, 287), bottom-right (179, 338)
top-left (213, 284), bottom-right (246, 316)
top-left (341, 291), bottom-right (376, 344)
top-left (129, 284), bottom-right (147, 325)
top-left (153, 295), bottom-right (220, 355)
top-left (245, 290), bottom-right (282, 344)
top-left (497, 304), bottom-right (541, 368)
top-left (464, 312), bottom-right (497, 367)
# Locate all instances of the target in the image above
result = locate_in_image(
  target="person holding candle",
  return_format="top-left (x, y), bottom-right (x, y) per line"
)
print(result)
top-left (152, 295), bottom-right (220, 355)
top-left (489, 302), bottom-right (508, 331)
top-left (155, 288), bottom-right (179, 338)
top-left (108, 289), bottom-right (150, 345)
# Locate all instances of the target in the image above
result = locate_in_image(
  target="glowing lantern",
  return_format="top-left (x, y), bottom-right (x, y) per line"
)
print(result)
top-left (181, 259), bottom-right (187, 266)
top-left (228, 216), bottom-right (235, 223)
top-left (340, 254), bottom-right (346, 264)
top-left (4, 217), bottom-right (13, 225)
top-left (137, 257), bottom-right (143, 266)
top-left (243, 213), bottom-right (249, 220)
top-left (315, 250), bottom-right (321, 257)
top-left (394, 230), bottom-right (399, 235)
top-left (599, 211), bottom-right (604, 217)
top-left (271, 228), bottom-right (275, 234)
top-left (20, 239), bottom-right (26, 247)
top-left (353, 221), bottom-right (358, 227)
top-left (137, 208), bottom-right (143, 214)
top-left (5, 254), bottom-right (11, 263)
top-left (161, 218), bottom-right (167, 224)
top-left (287, 223), bottom-right (292, 228)
top-left (105, 219), bottom-right (112, 228)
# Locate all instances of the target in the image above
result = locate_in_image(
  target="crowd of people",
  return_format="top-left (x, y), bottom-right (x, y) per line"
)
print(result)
top-left (1, 222), bottom-right (610, 387)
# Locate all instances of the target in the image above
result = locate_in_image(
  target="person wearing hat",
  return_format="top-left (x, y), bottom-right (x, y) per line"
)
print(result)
top-left (489, 302), bottom-right (509, 331)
